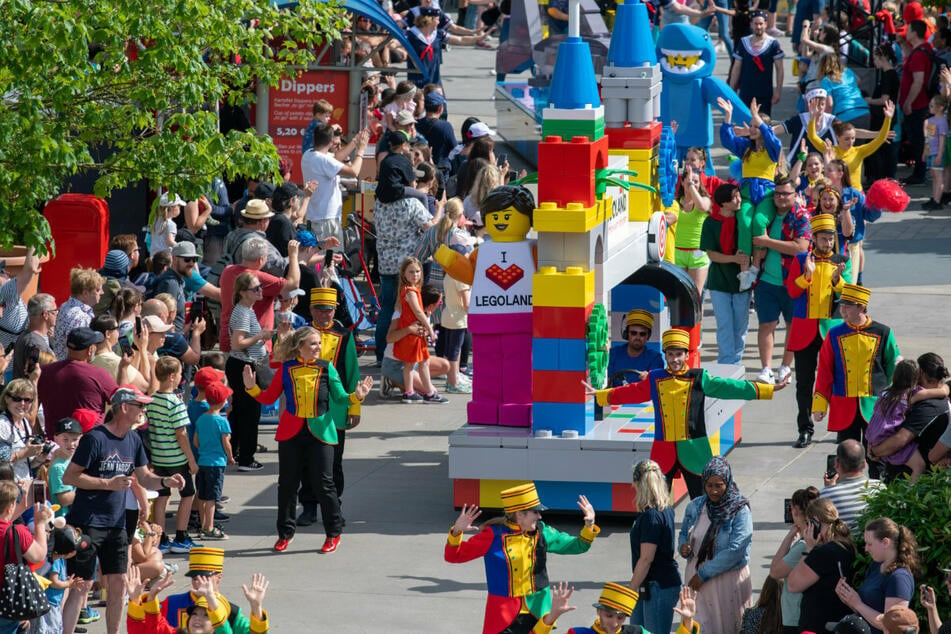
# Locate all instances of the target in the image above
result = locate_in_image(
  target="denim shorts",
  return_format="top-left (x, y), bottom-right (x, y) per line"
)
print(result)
top-left (382, 356), bottom-right (414, 385)
top-left (754, 280), bottom-right (793, 324)
top-left (196, 466), bottom-right (225, 501)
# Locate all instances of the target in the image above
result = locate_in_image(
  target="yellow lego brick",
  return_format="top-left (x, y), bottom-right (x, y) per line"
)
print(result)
top-left (479, 479), bottom-right (528, 509)
top-left (708, 429), bottom-right (721, 456)
top-left (533, 265), bottom-right (595, 307)
top-left (534, 201), bottom-right (606, 233)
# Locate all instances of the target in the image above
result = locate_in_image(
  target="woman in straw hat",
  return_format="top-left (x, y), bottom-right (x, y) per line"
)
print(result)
top-left (445, 482), bottom-right (599, 634)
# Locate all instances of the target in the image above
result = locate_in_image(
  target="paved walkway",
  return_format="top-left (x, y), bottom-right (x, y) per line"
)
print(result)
top-left (80, 33), bottom-right (951, 633)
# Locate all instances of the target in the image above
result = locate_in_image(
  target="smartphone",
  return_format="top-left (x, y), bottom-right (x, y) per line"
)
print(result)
top-left (24, 344), bottom-right (39, 374)
top-left (135, 316), bottom-right (143, 337)
top-left (189, 297), bottom-right (205, 323)
top-left (811, 518), bottom-right (822, 540)
top-left (837, 561), bottom-right (845, 578)
top-left (497, 153), bottom-right (507, 166)
top-left (829, 253), bottom-right (848, 265)
top-left (826, 454), bottom-right (838, 480)
top-left (784, 498), bottom-right (794, 524)
top-left (119, 340), bottom-right (135, 357)
top-left (31, 480), bottom-right (47, 506)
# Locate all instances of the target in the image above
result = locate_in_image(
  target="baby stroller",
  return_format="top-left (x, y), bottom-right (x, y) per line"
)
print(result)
top-left (321, 218), bottom-right (380, 355)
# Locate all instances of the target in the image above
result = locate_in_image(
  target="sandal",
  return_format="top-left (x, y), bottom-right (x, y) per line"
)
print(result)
top-left (201, 527), bottom-right (229, 540)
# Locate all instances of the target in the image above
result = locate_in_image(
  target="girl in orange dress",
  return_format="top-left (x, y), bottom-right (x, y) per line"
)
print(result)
top-left (393, 257), bottom-right (446, 403)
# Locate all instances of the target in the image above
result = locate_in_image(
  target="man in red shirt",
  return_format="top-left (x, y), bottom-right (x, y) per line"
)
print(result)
top-left (218, 238), bottom-right (300, 353)
top-left (899, 19), bottom-right (934, 185)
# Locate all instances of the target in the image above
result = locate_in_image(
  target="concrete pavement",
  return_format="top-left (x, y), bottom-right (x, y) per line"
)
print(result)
top-left (80, 34), bottom-right (951, 633)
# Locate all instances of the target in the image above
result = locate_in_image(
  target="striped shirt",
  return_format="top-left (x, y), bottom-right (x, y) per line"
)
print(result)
top-left (819, 475), bottom-right (884, 533)
top-left (228, 304), bottom-right (268, 363)
top-left (146, 392), bottom-right (190, 468)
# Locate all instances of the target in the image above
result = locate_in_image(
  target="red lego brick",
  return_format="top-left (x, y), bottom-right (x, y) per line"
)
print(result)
top-left (452, 479), bottom-right (481, 508)
top-left (605, 122), bottom-right (662, 149)
top-left (537, 135), bottom-right (610, 208)
top-left (612, 482), bottom-right (637, 512)
top-left (533, 370), bottom-right (589, 403)
top-left (532, 305), bottom-right (594, 339)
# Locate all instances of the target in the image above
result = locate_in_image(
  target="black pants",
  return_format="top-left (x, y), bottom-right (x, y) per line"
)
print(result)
top-left (836, 409), bottom-right (884, 480)
top-left (793, 331), bottom-right (823, 435)
top-left (278, 427), bottom-right (343, 539)
top-left (300, 428), bottom-right (346, 513)
top-left (500, 613), bottom-right (539, 634)
top-left (225, 356), bottom-right (261, 467)
top-left (665, 465), bottom-right (704, 500)
top-left (905, 107), bottom-right (930, 181)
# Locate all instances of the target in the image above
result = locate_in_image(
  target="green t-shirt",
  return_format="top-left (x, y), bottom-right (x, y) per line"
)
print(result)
top-left (700, 215), bottom-right (741, 293)
top-left (48, 457), bottom-right (74, 517)
top-left (760, 214), bottom-right (787, 286)
top-left (146, 392), bottom-right (190, 467)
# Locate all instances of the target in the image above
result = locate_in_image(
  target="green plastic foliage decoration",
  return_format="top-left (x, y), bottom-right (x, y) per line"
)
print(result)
top-left (0, 0), bottom-right (347, 252)
top-left (858, 467), bottom-right (951, 623)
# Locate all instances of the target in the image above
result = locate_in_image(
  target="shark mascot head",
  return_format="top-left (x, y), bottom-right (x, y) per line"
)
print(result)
top-left (656, 23), bottom-right (716, 85)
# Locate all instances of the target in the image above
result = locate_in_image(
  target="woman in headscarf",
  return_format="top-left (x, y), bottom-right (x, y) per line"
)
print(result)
top-left (678, 456), bottom-right (754, 632)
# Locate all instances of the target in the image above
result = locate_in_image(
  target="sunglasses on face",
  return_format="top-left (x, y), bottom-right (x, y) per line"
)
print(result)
top-left (247, 286), bottom-right (263, 292)
top-left (8, 396), bottom-right (33, 404)
top-left (629, 330), bottom-right (650, 338)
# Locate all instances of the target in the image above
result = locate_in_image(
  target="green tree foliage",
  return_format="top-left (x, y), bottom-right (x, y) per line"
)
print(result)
top-left (859, 467), bottom-right (951, 623)
top-left (0, 0), bottom-right (346, 252)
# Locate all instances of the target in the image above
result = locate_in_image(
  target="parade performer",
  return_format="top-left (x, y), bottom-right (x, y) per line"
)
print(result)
top-left (728, 11), bottom-right (785, 117)
top-left (813, 284), bottom-right (900, 459)
top-left (435, 185), bottom-right (536, 426)
top-left (784, 213), bottom-right (847, 449)
top-left (607, 310), bottom-right (666, 387)
top-left (540, 582), bottom-right (699, 634)
top-left (585, 329), bottom-right (786, 498)
top-left (445, 482), bottom-right (599, 634)
top-left (242, 327), bottom-right (373, 554)
top-left (297, 287), bottom-right (361, 527)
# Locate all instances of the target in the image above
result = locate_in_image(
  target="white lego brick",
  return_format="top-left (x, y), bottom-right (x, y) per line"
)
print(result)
top-left (448, 446), bottom-right (530, 480)
top-left (527, 436), bottom-right (583, 451)
top-left (448, 424), bottom-right (530, 448)
top-left (602, 64), bottom-right (662, 80)
top-left (542, 105), bottom-right (606, 121)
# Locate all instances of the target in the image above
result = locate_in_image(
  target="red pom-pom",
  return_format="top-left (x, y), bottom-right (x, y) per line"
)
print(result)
top-left (865, 179), bottom-right (909, 213)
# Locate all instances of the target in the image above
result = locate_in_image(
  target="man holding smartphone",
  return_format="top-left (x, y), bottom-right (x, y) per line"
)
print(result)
top-left (819, 439), bottom-right (883, 532)
top-left (12, 293), bottom-right (56, 379)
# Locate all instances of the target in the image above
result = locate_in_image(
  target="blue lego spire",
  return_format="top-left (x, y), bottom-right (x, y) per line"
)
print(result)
top-left (549, 37), bottom-right (602, 110)
top-left (607, 0), bottom-right (657, 67)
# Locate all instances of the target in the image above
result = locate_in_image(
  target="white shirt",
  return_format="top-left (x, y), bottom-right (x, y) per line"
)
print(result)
top-left (301, 149), bottom-right (345, 222)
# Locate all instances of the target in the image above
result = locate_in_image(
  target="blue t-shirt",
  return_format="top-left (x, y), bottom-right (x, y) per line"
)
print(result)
top-left (44, 557), bottom-right (68, 607)
top-left (195, 412), bottom-right (232, 467)
top-left (607, 345), bottom-right (665, 386)
top-left (630, 506), bottom-right (681, 588)
top-left (858, 564), bottom-right (915, 634)
top-left (186, 399), bottom-right (209, 457)
top-left (67, 425), bottom-right (148, 529)
top-left (185, 269), bottom-right (207, 295)
top-left (821, 69), bottom-right (870, 124)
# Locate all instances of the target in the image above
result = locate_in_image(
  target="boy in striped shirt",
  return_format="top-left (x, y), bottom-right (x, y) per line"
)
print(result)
top-left (147, 357), bottom-right (202, 553)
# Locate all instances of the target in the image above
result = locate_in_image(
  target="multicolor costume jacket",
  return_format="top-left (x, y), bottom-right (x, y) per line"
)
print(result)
top-left (812, 317), bottom-right (899, 431)
top-left (314, 319), bottom-right (361, 429)
top-left (125, 592), bottom-right (268, 633)
top-left (445, 521), bottom-right (600, 634)
top-left (247, 358), bottom-right (360, 443)
top-left (784, 250), bottom-right (845, 351)
top-left (595, 367), bottom-right (774, 475)
top-left (561, 621), bottom-right (699, 634)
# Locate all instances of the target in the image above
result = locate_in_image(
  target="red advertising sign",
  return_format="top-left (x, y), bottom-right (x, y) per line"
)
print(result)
top-left (267, 69), bottom-right (350, 181)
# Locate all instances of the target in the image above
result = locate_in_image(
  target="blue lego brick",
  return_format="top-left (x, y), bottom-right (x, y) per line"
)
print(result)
top-left (718, 412), bottom-right (738, 454)
top-left (533, 400), bottom-right (595, 435)
top-left (535, 480), bottom-right (614, 511)
top-left (610, 284), bottom-right (667, 313)
top-left (532, 338), bottom-right (587, 372)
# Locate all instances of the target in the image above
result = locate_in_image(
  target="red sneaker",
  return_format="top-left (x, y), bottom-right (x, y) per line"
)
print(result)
top-left (320, 536), bottom-right (340, 553)
top-left (274, 536), bottom-right (293, 552)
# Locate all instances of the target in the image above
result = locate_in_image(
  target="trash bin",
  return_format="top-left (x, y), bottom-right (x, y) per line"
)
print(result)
top-left (41, 193), bottom-right (110, 305)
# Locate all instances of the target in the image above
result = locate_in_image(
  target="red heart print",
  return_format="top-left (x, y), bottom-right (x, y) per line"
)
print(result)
top-left (485, 263), bottom-right (524, 291)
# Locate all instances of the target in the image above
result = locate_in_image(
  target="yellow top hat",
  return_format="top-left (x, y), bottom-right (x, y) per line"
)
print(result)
top-left (661, 328), bottom-right (690, 351)
top-left (839, 283), bottom-right (870, 306)
top-left (593, 582), bottom-right (639, 616)
top-left (186, 547), bottom-right (225, 577)
top-left (625, 310), bottom-right (654, 332)
top-left (310, 287), bottom-right (338, 308)
top-left (500, 482), bottom-right (547, 514)
top-left (811, 213), bottom-right (837, 234)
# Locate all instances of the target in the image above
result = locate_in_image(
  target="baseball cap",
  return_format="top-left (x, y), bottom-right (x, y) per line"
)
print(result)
top-left (71, 409), bottom-right (99, 433)
top-left (159, 193), bottom-right (186, 207)
top-left (878, 606), bottom-right (919, 633)
top-left (424, 91), bottom-right (447, 108)
top-left (171, 242), bottom-right (199, 259)
top-left (193, 366), bottom-right (226, 390)
top-left (281, 288), bottom-right (306, 301)
top-left (830, 614), bottom-right (872, 634)
top-left (204, 382), bottom-right (233, 405)
top-left (395, 111), bottom-right (416, 126)
top-left (66, 327), bottom-right (104, 351)
top-left (254, 182), bottom-right (275, 200)
top-left (55, 417), bottom-right (83, 436)
top-left (467, 121), bottom-right (495, 139)
top-left (142, 314), bottom-right (173, 334)
top-left (111, 385), bottom-right (153, 407)
top-left (296, 229), bottom-right (318, 248)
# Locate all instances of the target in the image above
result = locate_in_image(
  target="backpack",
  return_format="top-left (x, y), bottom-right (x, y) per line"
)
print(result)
top-left (921, 46), bottom-right (948, 99)
top-left (205, 229), bottom-right (255, 286)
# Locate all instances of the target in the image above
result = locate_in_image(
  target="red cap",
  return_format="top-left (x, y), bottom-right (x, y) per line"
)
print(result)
top-left (194, 366), bottom-right (226, 390)
top-left (204, 382), bottom-right (233, 405)
top-left (71, 409), bottom-right (100, 433)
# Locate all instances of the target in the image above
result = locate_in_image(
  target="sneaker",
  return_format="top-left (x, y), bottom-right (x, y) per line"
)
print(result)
top-left (75, 627), bottom-right (87, 633)
top-left (274, 536), bottom-right (293, 552)
top-left (380, 376), bottom-right (396, 398)
top-left (218, 496), bottom-right (230, 504)
top-left (766, 26), bottom-right (785, 36)
top-left (169, 536), bottom-right (203, 554)
top-left (737, 266), bottom-right (759, 292)
top-left (757, 367), bottom-right (775, 385)
top-left (214, 509), bottom-right (231, 522)
top-left (78, 608), bottom-right (101, 624)
top-left (422, 391), bottom-right (449, 404)
top-left (923, 198), bottom-right (944, 210)
top-left (158, 541), bottom-right (171, 554)
top-left (402, 391), bottom-right (424, 404)
top-left (320, 535), bottom-right (341, 553)
top-left (163, 562), bottom-right (179, 576)
top-left (942, 192), bottom-right (951, 205)
top-left (238, 461), bottom-right (264, 472)
top-left (777, 364), bottom-right (792, 383)
top-left (446, 382), bottom-right (472, 394)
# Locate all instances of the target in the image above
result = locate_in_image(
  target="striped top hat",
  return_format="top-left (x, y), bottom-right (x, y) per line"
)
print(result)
top-left (310, 287), bottom-right (337, 308)
top-left (186, 547), bottom-right (225, 577)
top-left (839, 283), bottom-right (870, 306)
top-left (593, 582), bottom-right (639, 616)
top-left (500, 482), bottom-right (547, 514)
top-left (661, 328), bottom-right (691, 351)
top-left (811, 213), bottom-right (837, 234)
top-left (625, 310), bottom-right (654, 331)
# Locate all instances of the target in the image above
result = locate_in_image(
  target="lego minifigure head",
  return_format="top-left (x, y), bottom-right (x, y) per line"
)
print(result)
top-left (480, 185), bottom-right (535, 243)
